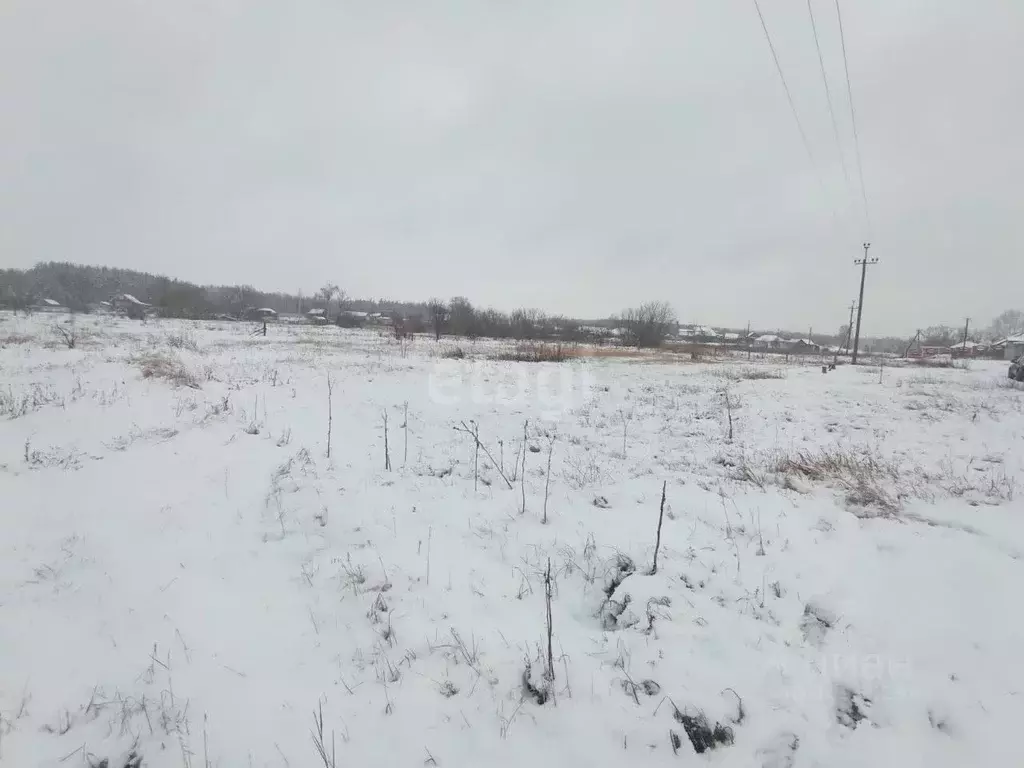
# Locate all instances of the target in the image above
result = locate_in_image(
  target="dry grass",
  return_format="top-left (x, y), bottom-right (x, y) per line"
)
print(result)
top-left (135, 352), bottom-right (201, 389)
top-left (440, 346), bottom-right (466, 359)
top-left (166, 329), bottom-right (199, 352)
top-left (723, 366), bottom-right (786, 381)
top-left (491, 342), bottom-right (570, 363)
top-left (0, 332), bottom-right (35, 346)
top-left (1, 384), bottom-right (64, 418)
top-left (899, 357), bottom-right (958, 369)
top-left (774, 447), bottom-right (902, 514)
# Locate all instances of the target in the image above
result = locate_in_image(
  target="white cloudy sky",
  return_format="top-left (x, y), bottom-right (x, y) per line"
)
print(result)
top-left (1, 1), bottom-right (1021, 334)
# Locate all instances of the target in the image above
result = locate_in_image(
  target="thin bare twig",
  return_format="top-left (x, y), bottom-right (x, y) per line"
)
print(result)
top-left (542, 431), bottom-right (556, 524)
top-left (544, 559), bottom-right (555, 684)
top-left (325, 374), bottom-right (334, 459)
top-left (454, 420), bottom-right (514, 490)
top-left (650, 481), bottom-right (667, 575)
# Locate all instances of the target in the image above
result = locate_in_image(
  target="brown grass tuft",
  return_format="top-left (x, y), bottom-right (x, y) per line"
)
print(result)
top-left (774, 448), bottom-right (901, 514)
top-left (135, 352), bottom-right (201, 389)
top-left (491, 342), bottom-right (569, 363)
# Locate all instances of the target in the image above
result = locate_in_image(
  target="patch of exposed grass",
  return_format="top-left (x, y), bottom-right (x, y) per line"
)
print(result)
top-left (0, 383), bottom-right (64, 418)
top-left (900, 357), bottom-right (959, 369)
top-left (166, 329), bottom-right (199, 352)
top-left (491, 342), bottom-right (569, 363)
top-left (723, 366), bottom-right (786, 381)
top-left (773, 447), bottom-right (902, 514)
top-left (0, 332), bottom-right (36, 346)
top-left (135, 352), bottom-right (201, 389)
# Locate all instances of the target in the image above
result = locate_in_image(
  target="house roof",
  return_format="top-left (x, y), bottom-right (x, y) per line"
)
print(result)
top-left (118, 293), bottom-right (148, 306)
top-left (678, 325), bottom-right (720, 337)
top-left (756, 334), bottom-right (781, 342)
top-left (306, 308), bottom-right (326, 316)
top-left (42, 298), bottom-right (61, 306)
top-left (255, 307), bottom-right (277, 314)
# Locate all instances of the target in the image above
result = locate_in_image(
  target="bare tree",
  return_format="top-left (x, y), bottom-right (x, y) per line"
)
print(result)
top-left (427, 299), bottom-right (447, 341)
top-left (448, 296), bottom-right (477, 338)
top-left (920, 325), bottom-right (957, 347)
top-left (988, 309), bottom-right (1024, 340)
top-left (620, 301), bottom-right (677, 348)
top-left (317, 284), bottom-right (348, 323)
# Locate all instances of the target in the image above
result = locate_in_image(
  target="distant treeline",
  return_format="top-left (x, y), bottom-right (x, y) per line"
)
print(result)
top-left (6, 261), bottom-right (1012, 353)
top-left (0, 262), bottom-right (418, 318)
top-left (0, 262), bottom-right (591, 341)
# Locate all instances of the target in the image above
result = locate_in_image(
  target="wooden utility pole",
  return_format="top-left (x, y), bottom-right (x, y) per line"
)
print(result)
top-left (851, 243), bottom-right (877, 364)
top-left (845, 301), bottom-right (856, 353)
top-left (961, 317), bottom-right (971, 353)
top-left (834, 301), bottom-right (857, 367)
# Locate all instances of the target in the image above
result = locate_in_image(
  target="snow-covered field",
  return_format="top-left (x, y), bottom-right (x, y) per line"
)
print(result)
top-left (2, 312), bottom-right (1023, 767)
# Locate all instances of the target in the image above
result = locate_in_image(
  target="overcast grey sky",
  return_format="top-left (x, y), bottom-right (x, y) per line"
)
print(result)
top-left (1, 1), bottom-right (1021, 335)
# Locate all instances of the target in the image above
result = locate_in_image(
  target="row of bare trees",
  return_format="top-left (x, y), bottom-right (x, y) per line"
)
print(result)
top-left (618, 301), bottom-right (677, 348)
top-left (425, 297), bottom-right (591, 343)
top-left (911, 310), bottom-right (1024, 348)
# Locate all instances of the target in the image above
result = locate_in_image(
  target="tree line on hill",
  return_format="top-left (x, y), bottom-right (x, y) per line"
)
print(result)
top-left (2, 262), bottom-right (1021, 351)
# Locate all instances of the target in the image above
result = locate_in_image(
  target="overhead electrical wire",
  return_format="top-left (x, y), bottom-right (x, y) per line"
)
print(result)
top-left (807, 0), bottom-right (852, 195)
top-left (834, 0), bottom-right (871, 235)
top-left (751, 0), bottom-right (820, 178)
top-left (751, 0), bottom-right (843, 234)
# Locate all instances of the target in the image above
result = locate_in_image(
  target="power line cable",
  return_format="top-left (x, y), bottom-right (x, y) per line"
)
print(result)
top-left (807, 0), bottom-right (852, 194)
top-left (834, 0), bottom-right (871, 234)
top-left (752, 0), bottom-right (820, 176)
top-left (751, 0), bottom-right (843, 235)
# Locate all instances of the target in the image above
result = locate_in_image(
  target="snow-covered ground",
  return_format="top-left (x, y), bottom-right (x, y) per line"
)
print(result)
top-left (2, 312), bottom-right (1023, 767)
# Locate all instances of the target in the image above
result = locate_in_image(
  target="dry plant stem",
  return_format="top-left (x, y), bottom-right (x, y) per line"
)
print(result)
top-left (719, 490), bottom-right (733, 539)
top-left (544, 558), bottom-right (555, 685)
top-left (520, 420), bottom-right (528, 514)
top-left (325, 374), bottom-right (334, 459)
top-left (542, 433), bottom-right (555, 524)
top-left (311, 700), bottom-right (337, 768)
top-left (383, 409), bottom-right (391, 471)
top-left (650, 481), bottom-right (667, 575)
top-left (453, 420), bottom-right (514, 490)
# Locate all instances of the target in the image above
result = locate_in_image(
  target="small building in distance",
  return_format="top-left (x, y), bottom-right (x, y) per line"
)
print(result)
top-left (784, 338), bottom-right (821, 353)
top-left (950, 340), bottom-right (988, 359)
top-left (994, 336), bottom-right (1024, 360)
top-left (112, 293), bottom-right (152, 318)
top-left (30, 298), bottom-right (66, 313)
top-left (306, 308), bottom-right (328, 324)
top-left (336, 310), bottom-right (369, 328)
top-left (244, 307), bottom-right (278, 321)
top-left (676, 324), bottom-right (721, 342)
top-left (753, 334), bottom-right (783, 349)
